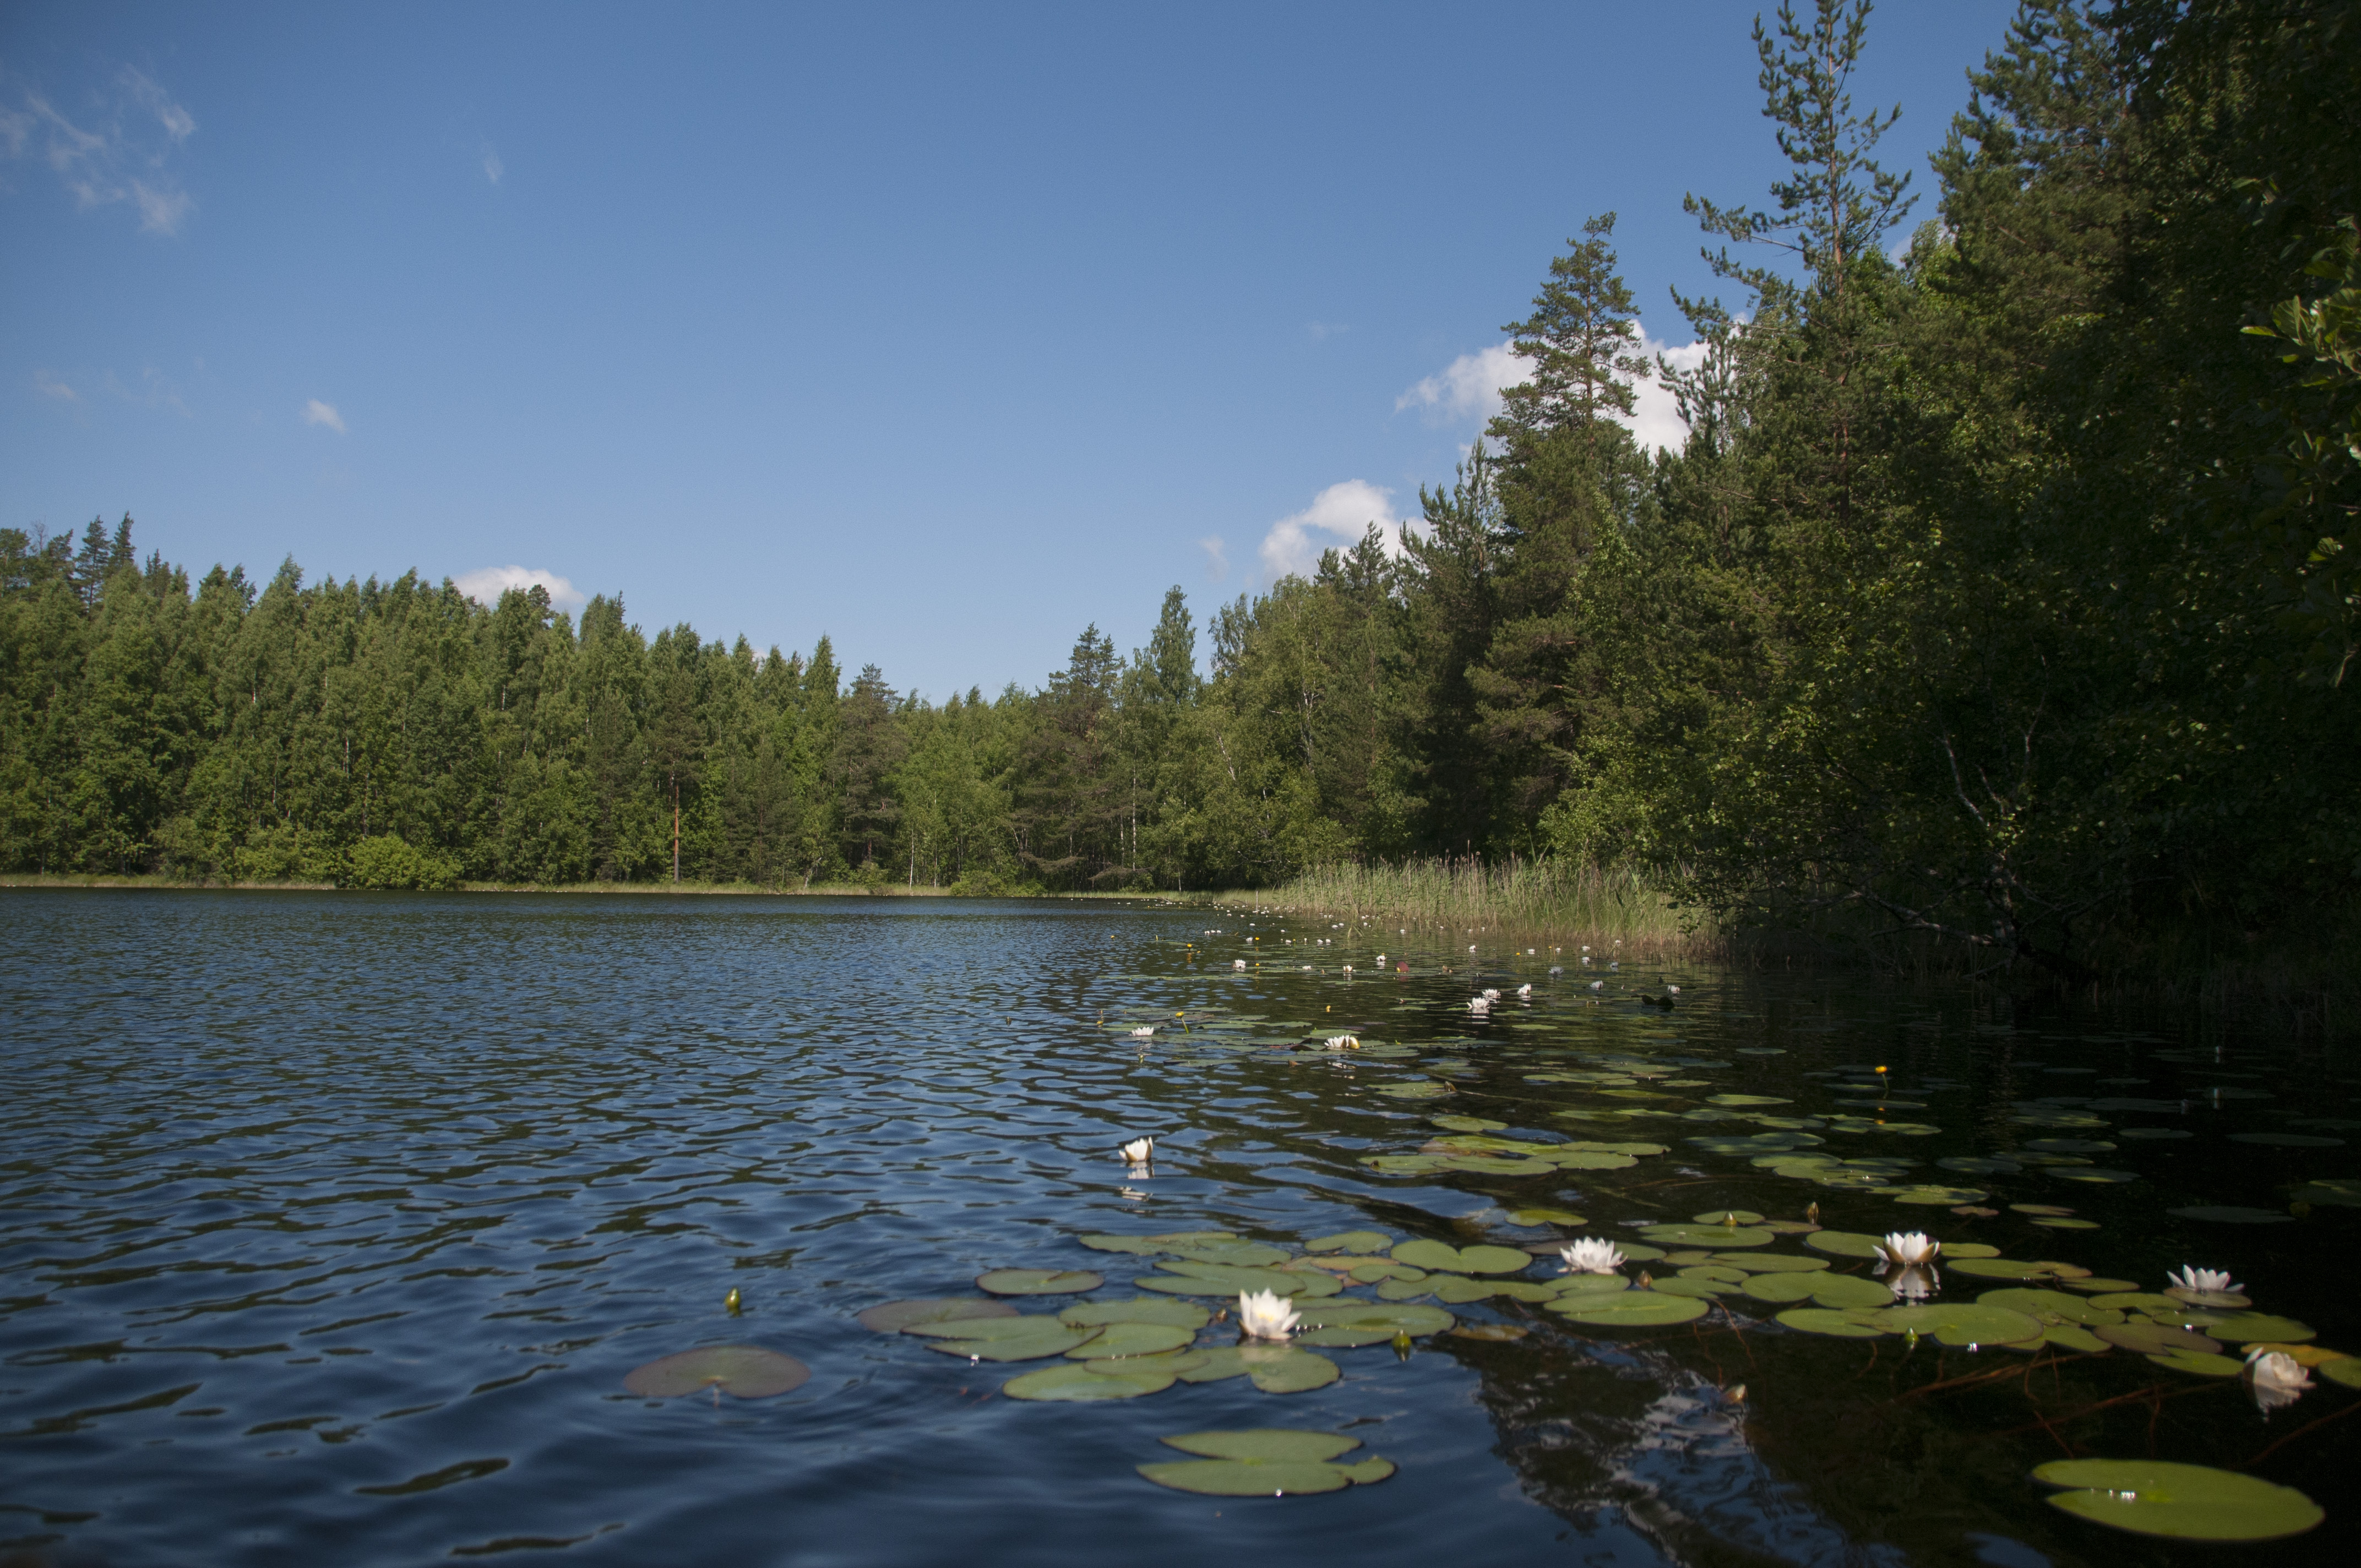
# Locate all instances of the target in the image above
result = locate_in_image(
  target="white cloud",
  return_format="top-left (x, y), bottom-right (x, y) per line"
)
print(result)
top-left (1395, 325), bottom-right (1711, 459)
top-left (482, 146), bottom-right (503, 184)
top-left (1198, 535), bottom-right (1228, 581)
top-left (4, 70), bottom-right (197, 235)
top-left (301, 399), bottom-right (346, 433)
top-left (453, 565), bottom-right (586, 612)
top-left (34, 370), bottom-right (78, 402)
top-left (1257, 480), bottom-right (1411, 583)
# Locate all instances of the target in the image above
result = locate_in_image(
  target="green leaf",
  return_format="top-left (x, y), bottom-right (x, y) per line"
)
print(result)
top-left (622, 1345), bottom-right (810, 1398)
top-left (977, 1268), bottom-right (1103, 1295)
top-left (1003, 1362), bottom-right (1178, 1400)
top-left (2033, 1460), bottom-right (2322, 1540)
top-left (858, 1298), bottom-right (1018, 1334)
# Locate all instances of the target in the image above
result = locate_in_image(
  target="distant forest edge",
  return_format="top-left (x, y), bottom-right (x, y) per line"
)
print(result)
top-left (4, 2), bottom-right (2355, 993)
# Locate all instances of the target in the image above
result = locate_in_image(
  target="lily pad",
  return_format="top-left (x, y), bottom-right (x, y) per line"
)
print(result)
top-left (2086, 1292), bottom-right (2180, 1313)
top-left (2022, 1138), bottom-right (2114, 1153)
top-left (1776, 1307), bottom-right (1887, 1337)
top-left (913, 1316), bottom-right (1106, 1362)
top-left (1138, 1429), bottom-right (1395, 1495)
top-left (1078, 1231), bottom-right (1235, 1256)
top-left (1688, 1209), bottom-right (1766, 1225)
top-left (1708, 1095), bottom-right (1791, 1106)
top-left (2118, 1128), bottom-right (2193, 1140)
top-left (1004, 1361), bottom-right (1180, 1400)
top-left (1060, 1298), bottom-right (1211, 1331)
top-left (2166, 1206), bottom-right (2294, 1224)
top-left (1390, 1239), bottom-right (1535, 1275)
top-left (1430, 1275), bottom-right (1555, 1305)
top-left (1977, 1288), bottom-right (2123, 1326)
top-left (1548, 1150), bottom-right (1638, 1170)
top-left (858, 1298), bottom-right (1019, 1334)
top-left (2033, 1217), bottom-right (2101, 1229)
top-left (1740, 1272), bottom-right (1823, 1304)
top-left (1291, 1302), bottom-right (1453, 1346)
top-left (1505, 1207), bottom-right (1587, 1226)
top-left (1891, 1186), bottom-right (1988, 1205)
top-left (1803, 1231), bottom-right (1885, 1259)
top-left (2033, 1459), bottom-right (2322, 1541)
top-left (2041, 1325), bottom-right (2111, 1353)
top-left (2094, 1322), bottom-right (2220, 1355)
top-left (1375, 1080), bottom-right (1451, 1099)
top-left (2058, 1277), bottom-right (2140, 1294)
top-left (1174, 1344), bottom-right (1341, 1392)
top-left (1303, 1229), bottom-right (1394, 1254)
top-left (2201, 1314), bottom-right (2314, 1344)
top-left (623, 1345), bottom-right (811, 1398)
top-left (1136, 1263), bottom-right (1342, 1298)
top-left (2010, 1204), bottom-right (2074, 1216)
top-left (1711, 1252), bottom-right (1831, 1273)
top-left (2050, 1168), bottom-right (2139, 1185)
top-left (2319, 1357), bottom-right (2361, 1390)
top-left (1067, 1321), bottom-right (1196, 1359)
top-left (978, 1268), bottom-right (1104, 1296)
top-left (1450, 1323), bottom-right (1530, 1342)
top-left (1946, 1257), bottom-right (2066, 1281)
top-left (1872, 1303), bottom-right (2043, 1347)
top-left (1428, 1116), bottom-right (1508, 1133)
top-left (1638, 1224), bottom-right (1776, 1248)
top-left (1164, 1240), bottom-right (1293, 1267)
top-left (1551, 1291), bottom-right (1712, 1327)
top-left (1807, 1274), bottom-right (1906, 1309)
top-left (2146, 1349), bottom-right (2246, 1378)
top-left (1937, 1158), bottom-right (2023, 1175)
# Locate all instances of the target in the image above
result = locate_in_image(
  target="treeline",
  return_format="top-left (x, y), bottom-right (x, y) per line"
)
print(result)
top-left (4, 0), bottom-right (2355, 979)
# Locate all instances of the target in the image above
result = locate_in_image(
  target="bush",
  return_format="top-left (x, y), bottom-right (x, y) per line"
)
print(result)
top-left (344, 834), bottom-right (460, 891)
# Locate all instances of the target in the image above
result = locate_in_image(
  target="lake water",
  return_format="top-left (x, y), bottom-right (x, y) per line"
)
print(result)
top-left (1, 891), bottom-right (2352, 1566)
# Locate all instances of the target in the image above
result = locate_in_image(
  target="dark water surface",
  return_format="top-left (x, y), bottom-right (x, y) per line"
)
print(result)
top-left (1, 891), bottom-right (2353, 1567)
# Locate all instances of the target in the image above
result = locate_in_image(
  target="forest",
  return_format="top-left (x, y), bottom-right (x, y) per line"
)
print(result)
top-left (3, 0), bottom-right (2354, 987)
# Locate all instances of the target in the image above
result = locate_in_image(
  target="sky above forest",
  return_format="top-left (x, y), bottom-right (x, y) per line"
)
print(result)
top-left (3, 0), bottom-right (2019, 700)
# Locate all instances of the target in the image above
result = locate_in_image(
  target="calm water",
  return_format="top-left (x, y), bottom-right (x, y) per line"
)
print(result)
top-left (1, 891), bottom-right (2352, 1567)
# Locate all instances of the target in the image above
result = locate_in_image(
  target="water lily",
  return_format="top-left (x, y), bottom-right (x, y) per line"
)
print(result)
top-left (1120, 1136), bottom-right (1154, 1163)
top-left (1237, 1288), bottom-right (1299, 1340)
top-left (1130, 1026), bottom-right (1156, 1038)
top-left (1468, 995), bottom-right (1490, 1014)
top-left (1887, 1264), bottom-right (1939, 1301)
top-left (2246, 1348), bottom-right (2313, 1412)
top-left (1558, 1238), bottom-right (1626, 1275)
top-left (1516, 983), bottom-right (1532, 998)
top-left (1233, 959), bottom-right (1246, 970)
top-left (1589, 980), bottom-right (1605, 992)
top-left (1324, 1034), bottom-right (1359, 1050)
top-left (1482, 988), bottom-right (1502, 1001)
top-left (1665, 984), bottom-right (1681, 995)
top-left (1548, 965), bottom-right (1564, 975)
top-left (1874, 1232), bottom-right (1941, 1270)
top-left (2168, 1265), bottom-right (2243, 1295)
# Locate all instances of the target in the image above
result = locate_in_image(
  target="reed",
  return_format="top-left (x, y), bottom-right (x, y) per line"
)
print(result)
top-left (1238, 856), bottom-right (1720, 959)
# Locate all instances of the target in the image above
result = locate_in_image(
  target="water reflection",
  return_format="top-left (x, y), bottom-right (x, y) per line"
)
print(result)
top-left (0, 892), bottom-right (2350, 1566)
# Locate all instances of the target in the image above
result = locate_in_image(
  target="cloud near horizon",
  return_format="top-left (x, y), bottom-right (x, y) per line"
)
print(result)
top-left (1397, 328), bottom-right (1711, 459)
top-left (1256, 480), bottom-right (1413, 583)
top-left (452, 565), bottom-right (586, 612)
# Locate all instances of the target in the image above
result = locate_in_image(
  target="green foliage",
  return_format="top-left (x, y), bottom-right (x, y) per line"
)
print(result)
top-left (344, 832), bottom-right (460, 891)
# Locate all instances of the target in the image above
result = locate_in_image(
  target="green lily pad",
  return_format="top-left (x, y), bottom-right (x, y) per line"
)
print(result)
top-left (2086, 1292), bottom-right (2179, 1313)
top-left (978, 1268), bottom-right (1104, 1296)
top-left (1678, 1265), bottom-right (1753, 1284)
top-left (1505, 1207), bottom-right (1587, 1226)
top-left (2033, 1459), bottom-right (2322, 1541)
top-left (1078, 1231), bottom-right (1236, 1256)
top-left (623, 1345), bottom-right (812, 1398)
top-left (1872, 1303), bottom-right (2043, 1347)
top-left (1136, 1263), bottom-right (1342, 1298)
top-left (2166, 1206), bottom-right (2295, 1224)
top-left (1711, 1252), bottom-right (1831, 1273)
top-left (1890, 1186), bottom-right (1989, 1205)
top-left (1138, 1429), bottom-right (1395, 1495)
top-left (1375, 1080), bottom-right (1451, 1099)
top-left (1433, 1275), bottom-right (1556, 1304)
top-left (1708, 1095), bottom-right (1792, 1106)
top-left (1390, 1239), bottom-right (1535, 1275)
top-left (2022, 1138), bottom-right (2114, 1153)
top-left (2202, 1314), bottom-right (2314, 1344)
top-left (1450, 1323), bottom-right (1530, 1341)
top-left (1548, 1150), bottom-right (1638, 1169)
top-left (1944, 1243), bottom-right (2003, 1259)
top-left (1004, 1361), bottom-right (1180, 1400)
top-left (1360, 1155), bottom-right (1450, 1175)
top-left (2057, 1277), bottom-right (2140, 1293)
top-left (1638, 1225), bottom-right (1776, 1248)
top-left (1164, 1240), bottom-right (1293, 1267)
top-left (1160, 1429), bottom-right (1359, 1461)
top-left (1065, 1321), bottom-right (1196, 1359)
top-left (1977, 1288), bottom-right (2123, 1326)
top-left (2050, 1168), bottom-right (2139, 1185)
top-left (1428, 1115), bottom-right (1508, 1133)
top-left (858, 1298), bottom-right (1020, 1334)
top-left (1290, 1302), bottom-right (1452, 1346)
top-left (1688, 1210), bottom-right (1766, 1225)
top-left (1740, 1272), bottom-right (1823, 1304)
top-left (1803, 1231), bottom-right (1885, 1259)
top-left (1548, 1273), bottom-right (1631, 1297)
top-left (1937, 1158), bottom-right (2023, 1174)
top-left (2094, 1322), bottom-right (2220, 1355)
top-left (2041, 1325), bottom-right (2111, 1353)
top-left (1060, 1298), bottom-right (1212, 1331)
top-left (1303, 1229), bottom-right (1394, 1254)
top-left (1646, 1276), bottom-right (1730, 1298)
top-left (1808, 1274), bottom-right (1904, 1309)
top-left (1946, 1257), bottom-right (2065, 1281)
top-left (2318, 1357), bottom-right (2361, 1390)
top-left (2033, 1217), bottom-right (2101, 1229)
top-left (2147, 1349), bottom-right (2246, 1378)
top-left (2118, 1128), bottom-right (2192, 1140)
top-left (1776, 1307), bottom-right (1887, 1337)
top-left (1174, 1344), bottom-right (1341, 1392)
top-left (913, 1316), bottom-right (1106, 1362)
top-left (1565, 1140), bottom-right (1668, 1156)
top-left (2293, 1178), bottom-right (2361, 1207)
top-left (1551, 1291), bottom-right (1712, 1327)
top-left (1347, 1260), bottom-right (1426, 1283)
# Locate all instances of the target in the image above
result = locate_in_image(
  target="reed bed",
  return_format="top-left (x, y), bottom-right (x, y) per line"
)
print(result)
top-left (1238, 856), bottom-right (1720, 961)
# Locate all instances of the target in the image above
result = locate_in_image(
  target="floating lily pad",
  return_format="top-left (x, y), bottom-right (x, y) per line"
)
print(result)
top-left (2166, 1206), bottom-right (2294, 1224)
top-left (1078, 1231), bottom-right (1235, 1256)
top-left (1740, 1272), bottom-right (1822, 1304)
top-left (1707, 1095), bottom-right (1791, 1106)
top-left (1808, 1274), bottom-right (1905, 1309)
top-left (2041, 1325), bottom-right (2111, 1353)
top-left (2202, 1314), bottom-right (2314, 1344)
top-left (1303, 1229), bottom-right (1395, 1254)
top-left (1505, 1207), bottom-right (1587, 1226)
top-left (2164, 1284), bottom-right (2252, 1309)
top-left (1290, 1302), bottom-right (1452, 1347)
top-left (2033, 1459), bottom-right (2322, 1541)
top-left (1390, 1239), bottom-right (1535, 1275)
top-left (1978, 1288), bottom-right (2123, 1326)
top-left (1891, 1186), bottom-right (1988, 1205)
top-left (623, 1345), bottom-right (811, 1398)
top-left (1450, 1323), bottom-right (1530, 1341)
top-left (1938, 1158), bottom-right (2023, 1175)
top-left (2050, 1168), bottom-right (2140, 1185)
top-left (2117, 1128), bottom-right (2193, 1140)
top-left (2319, 1357), bottom-right (2361, 1390)
top-left (1066, 1321), bottom-right (1196, 1359)
top-left (2094, 1322), bottom-right (2220, 1355)
top-left (2023, 1138), bottom-right (2115, 1153)
top-left (2033, 1217), bottom-right (2101, 1229)
top-left (1164, 1239), bottom-right (1293, 1267)
top-left (2010, 1204), bottom-right (2075, 1216)
top-left (1549, 1150), bottom-right (1638, 1169)
top-left (858, 1298), bottom-right (1019, 1334)
top-left (2086, 1292), bottom-right (2179, 1313)
top-left (1551, 1291), bottom-right (1711, 1327)
top-left (1776, 1307), bottom-right (1887, 1337)
top-left (1944, 1243), bottom-right (2003, 1259)
top-left (1375, 1081), bottom-right (1451, 1099)
top-left (1432, 1275), bottom-right (1555, 1305)
top-left (1428, 1115), bottom-right (1508, 1133)
top-left (1638, 1224), bottom-right (1776, 1248)
top-left (1136, 1262), bottom-right (1342, 1298)
top-left (1566, 1140), bottom-right (1668, 1156)
top-left (1803, 1231), bottom-right (1885, 1259)
top-left (2147, 1349), bottom-right (2246, 1378)
top-left (1060, 1298), bottom-right (1211, 1331)
top-left (1175, 1344), bottom-right (1341, 1392)
top-left (1646, 1276), bottom-right (1729, 1299)
top-left (1005, 1361), bottom-right (1180, 1400)
top-left (913, 1316), bottom-right (1105, 1362)
top-left (1138, 1429), bottom-right (1395, 1496)
top-left (1688, 1210), bottom-right (1766, 1225)
top-left (1872, 1303), bottom-right (2043, 1347)
top-left (1946, 1257), bottom-right (2064, 1281)
top-left (2058, 1277), bottom-right (2140, 1294)
top-left (2293, 1178), bottom-right (2361, 1208)
top-left (978, 1268), bottom-right (1104, 1296)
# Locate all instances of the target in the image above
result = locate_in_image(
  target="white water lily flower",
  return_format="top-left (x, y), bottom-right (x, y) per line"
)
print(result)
top-left (1130, 1026), bottom-right (1156, 1038)
top-left (1342, 964), bottom-right (1353, 974)
top-left (1589, 980), bottom-right (1605, 992)
top-left (1665, 984), bottom-right (1680, 995)
top-left (1120, 1136), bottom-right (1154, 1164)
top-left (2168, 1266), bottom-right (2243, 1295)
top-left (1325, 1034), bottom-right (1359, 1050)
top-left (1377, 953), bottom-right (1386, 963)
top-left (1517, 983), bottom-right (1532, 998)
top-left (1238, 1288), bottom-right (1299, 1340)
top-left (1483, 988), bottom-right (1502, 1001)
top-left (1468, 995), bottom-right (1490, 1014)
top-left (1558, 1238), bottom-right (1626, 1275)
top-left (1233, 959), bottom-right (1247, 970)
top-left (2246, 1348), bottom-right (2312, 1392)
top-left (1875, 1232), bottom-right (1941, 1269)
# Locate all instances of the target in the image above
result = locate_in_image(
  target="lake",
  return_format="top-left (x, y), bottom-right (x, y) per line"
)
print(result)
top-left (1, 891), bottom-right (2351, 1565)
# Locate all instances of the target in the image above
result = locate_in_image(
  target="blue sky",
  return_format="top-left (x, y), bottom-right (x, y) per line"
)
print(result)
top-left (3, 1), bottom-right (2020, 700)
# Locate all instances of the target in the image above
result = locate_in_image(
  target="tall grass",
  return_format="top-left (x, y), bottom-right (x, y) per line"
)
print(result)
top-left (1240, 856), bottom-right (1717, 959)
